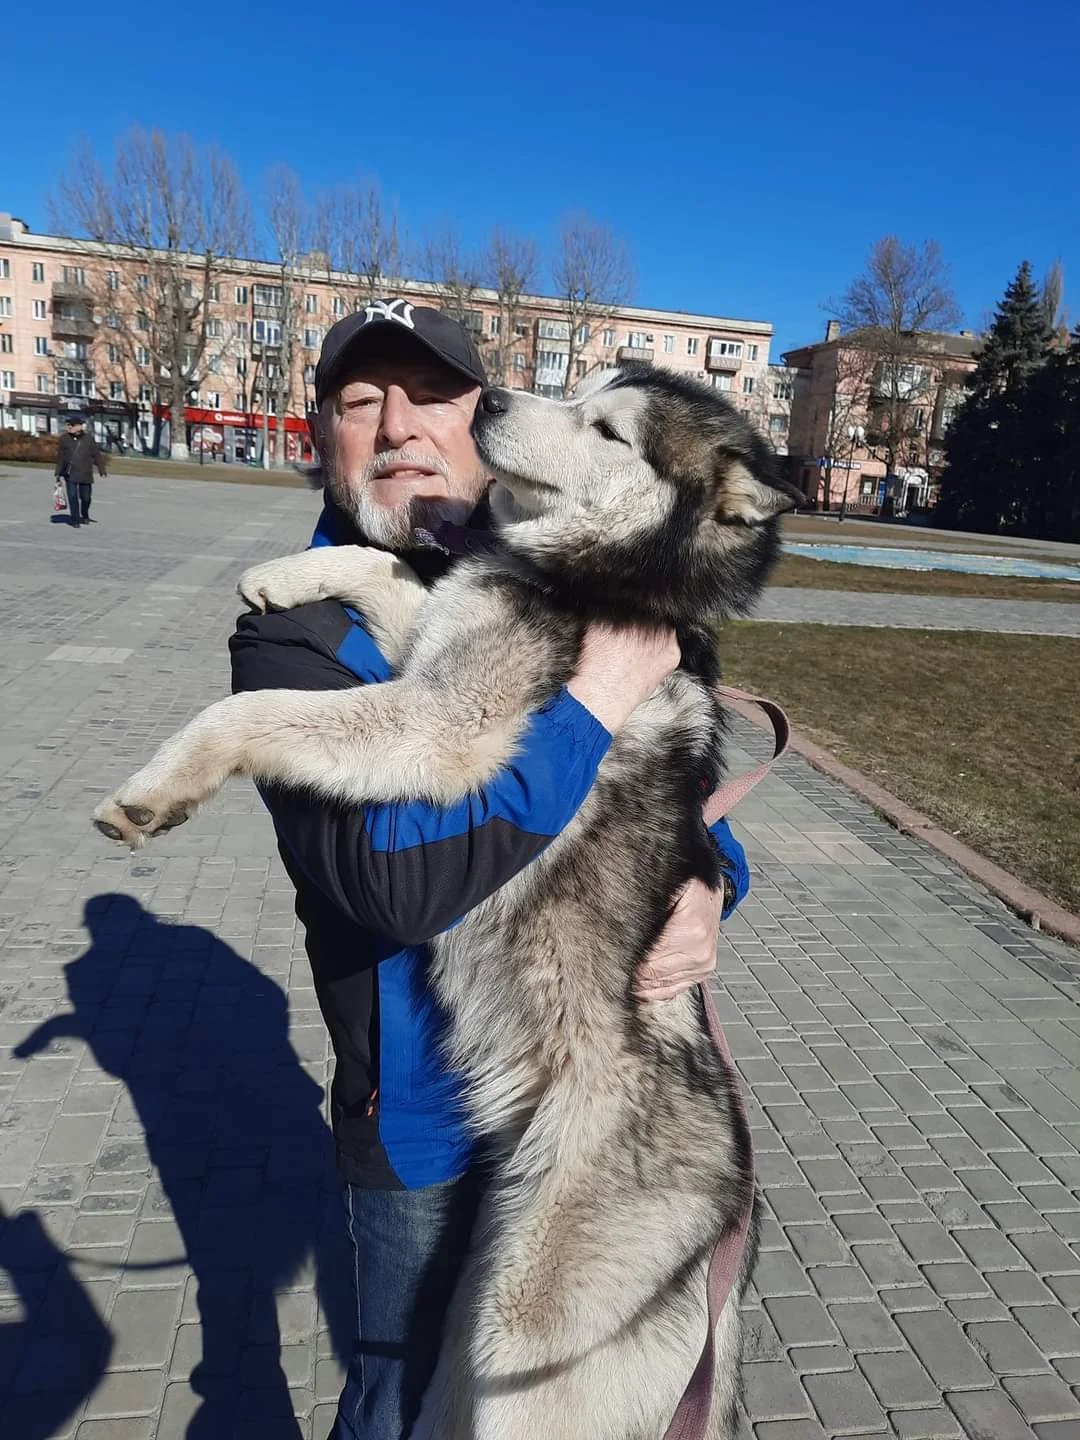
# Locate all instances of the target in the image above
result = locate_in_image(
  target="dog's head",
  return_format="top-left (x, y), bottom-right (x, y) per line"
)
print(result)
top-left (471, 367), bottom-right (802, 624)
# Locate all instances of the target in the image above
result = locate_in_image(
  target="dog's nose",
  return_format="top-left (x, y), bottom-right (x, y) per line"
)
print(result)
top-left (480, 388), bottom-right (509, 415)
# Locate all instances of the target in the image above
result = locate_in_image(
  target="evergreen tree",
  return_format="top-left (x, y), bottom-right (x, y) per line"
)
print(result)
top-left (1019, 325), bottom-right (1080, 541)
top-left (938, 262), bottom-right (1054, 532)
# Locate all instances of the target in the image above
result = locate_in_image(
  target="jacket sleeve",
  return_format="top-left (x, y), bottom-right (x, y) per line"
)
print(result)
top-left (708, 816), bottom-right (750, 919)
top-left (92, 439), bottom-right (107, 477)
top-left (230, 608), bottom-right (612, 945)
top-left (54, 437), bottom-right (66, 479)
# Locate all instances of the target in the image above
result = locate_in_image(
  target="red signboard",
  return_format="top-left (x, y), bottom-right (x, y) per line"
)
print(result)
top-left (153, 404), bottom-right (309, 434)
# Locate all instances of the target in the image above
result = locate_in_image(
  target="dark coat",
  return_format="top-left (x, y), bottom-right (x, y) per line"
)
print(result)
top-left (55, 431), bottom-right (107, 485)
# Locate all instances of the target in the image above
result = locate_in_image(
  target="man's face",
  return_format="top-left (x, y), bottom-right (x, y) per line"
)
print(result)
top-left (318, 350), bottom-right (486, 549)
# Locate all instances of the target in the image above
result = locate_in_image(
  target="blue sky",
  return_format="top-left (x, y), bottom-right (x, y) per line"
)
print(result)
top-left (6, 0), bottom-right (1078, 357)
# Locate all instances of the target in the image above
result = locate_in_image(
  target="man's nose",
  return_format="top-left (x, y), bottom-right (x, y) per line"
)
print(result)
top-left (377, 385), bottom-right (423, 449)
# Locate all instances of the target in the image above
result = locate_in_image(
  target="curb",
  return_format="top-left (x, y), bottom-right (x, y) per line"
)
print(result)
top-left (725, 697), bottom-right (1080, 949)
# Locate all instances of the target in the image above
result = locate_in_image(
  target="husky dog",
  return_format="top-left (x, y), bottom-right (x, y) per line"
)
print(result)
top-left (94, 368), bottom-right (799, 1439)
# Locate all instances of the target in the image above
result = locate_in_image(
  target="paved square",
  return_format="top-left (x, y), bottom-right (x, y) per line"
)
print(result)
top-left (1, 464), bottom-right (1079, 1439)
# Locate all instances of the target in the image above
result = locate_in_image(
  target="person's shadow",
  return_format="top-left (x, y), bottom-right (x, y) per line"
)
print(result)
top-left (0, 1202), bottom-right (113, 1439)
top-left (14, 893), bottom-right (352, 1438)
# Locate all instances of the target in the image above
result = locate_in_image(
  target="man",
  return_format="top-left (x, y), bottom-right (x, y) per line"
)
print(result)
top-left (230, 304), bottom-right (750, 1440)
top-left (54, 413), bottom-right (107, 527)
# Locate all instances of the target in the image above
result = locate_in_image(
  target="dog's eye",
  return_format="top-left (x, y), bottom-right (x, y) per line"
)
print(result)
top-left (592, 419), bottom-right (629, 445)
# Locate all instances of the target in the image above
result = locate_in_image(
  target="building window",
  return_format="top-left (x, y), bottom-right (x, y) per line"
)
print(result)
top-left (107, 343), bottom-right (121, 363)
top-left (235, 285), bottom-right (249, 305)
top-left (713, 340), bottom-right (743, 358)
top-left (332, 297), bottom-right (346, 317)
top-left (535, 383), bottom-right (564, 399)
top-left (687, 337), bottom-right (699, 356)
top-left (34, 337), bottom-right (49, 355)
top-left (305, 293), bottom-right (318, 314)
top-left (769, 414), bottom-right (786, 434)
top-left (489, 314), bottom-right (501, 336)
top-left (0, 298), bottom-right (12, 317)
top-left (32, 261), bottom-right (46, 283)
top-left (578, 324), bottom-right (590, 344)
top-left (749, 344), bottom-right (760, 362)
top-left (0, 259), bottom-right (9, 279)
top-left (774, 376), bottom-right (794, 401)
top-left (514, 322), bottom-right (529, 339)
top-left (234, 393), bottom-right (245, 409)
top-left (36, 373), bottom-right (50, 393)
top-left (303, 364), bottom-right (316, 385)
top-left (136, 346), bottom-right (150, 366)
top-left (626, 332), bottom-right (650, 349)
top-left (253, 318), bottom-right (282, 346)
top-left (30, 299), bottom-right (46, 320)
top-left (742, 376), bottom-right (755, 394)
top-left (56, 369), bottom-right (94, 397)
top-left (208, 283), bottom-right (220, 302)
top-left (536, 350), bottom-right (568, 372)
top-left (513, 353), bottom-right (526, 370)
top-left (205, 318), bottom-right (223, 338)
top-left (0, 334), bottom-right (11, 353)
top-left (575, 359), bottom-right (588, 378)
top-left (136, 311), bottom-right (149, 331)
top-left (0, 369), bottom-right (14, 389)
top-left (236, 356), bottom-right (248, 377)
top-left (139, 384), bottom-right (153, 402)
top-left (663, 335), bottom-right (674, 353)
top-left (537, 319), bottom-right (570, 340)
top-left (206, 391), bottom-right (221, 409)
top-left (208, 356), bottom-right (221, 374)
top-left (235, 320), bottom-right (249, 341)
top-left (253, 284), bottom-right (284, 308)
top-left (135, 273), bottom-right (149, 291)
top-left (602, 328), bottom-right (616, 347)
top-left (303, 328), bottom-right (322, 350)
top-left (711, 374), bottom-right (732, 391)
top-left (109, 381), bottom-right (124, 400)
top-left (105, 311), bottom-right (120, 329)
top-left (105, 269), bottom-right (119, 290)
top-left (63, 265), bottom-right (87, 286)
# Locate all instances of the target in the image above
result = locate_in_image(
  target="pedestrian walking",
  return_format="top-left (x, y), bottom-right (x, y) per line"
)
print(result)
top-left (54, 413), bottom-right (107, 527)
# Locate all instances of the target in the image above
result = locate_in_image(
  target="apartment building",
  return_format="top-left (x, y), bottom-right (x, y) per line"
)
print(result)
top-left (781, 321), bottom-right (977, 513)
top-left (0, 213), bottom-right (774, 462)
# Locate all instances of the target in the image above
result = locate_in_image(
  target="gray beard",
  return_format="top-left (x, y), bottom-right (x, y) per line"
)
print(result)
top-left (327, 449), bottom-right (488, 550)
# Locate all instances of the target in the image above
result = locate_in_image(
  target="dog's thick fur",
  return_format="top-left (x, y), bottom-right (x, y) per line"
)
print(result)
top-left (94, 369), bottom-right (799, 1439)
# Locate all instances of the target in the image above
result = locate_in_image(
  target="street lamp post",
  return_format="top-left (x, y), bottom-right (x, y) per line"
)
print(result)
top-left (839, 424), bottom-right (865, 522)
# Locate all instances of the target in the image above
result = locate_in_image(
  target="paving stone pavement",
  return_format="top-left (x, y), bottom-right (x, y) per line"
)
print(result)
top-left (757, 588), bottom-right (1080, 636)
top-left (2, 466), bottom-right (1080, 1440)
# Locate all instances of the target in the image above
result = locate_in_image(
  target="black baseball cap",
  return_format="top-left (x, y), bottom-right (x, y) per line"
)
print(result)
top-left (314, 299), bottom-right (487, 406)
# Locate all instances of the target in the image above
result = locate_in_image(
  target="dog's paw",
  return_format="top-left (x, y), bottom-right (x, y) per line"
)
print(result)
top-left (238, 553), bottom-right (327, 613)
top-left (92, 793), bottom-right (192, 849)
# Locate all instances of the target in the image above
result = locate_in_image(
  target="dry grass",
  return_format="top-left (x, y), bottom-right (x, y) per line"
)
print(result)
top-left (719, 623), bottom-right (1080, 914)
top-left (772, 552), bottom-right (1080, 604)
top-left (1, 456), bottom-right (308, 487)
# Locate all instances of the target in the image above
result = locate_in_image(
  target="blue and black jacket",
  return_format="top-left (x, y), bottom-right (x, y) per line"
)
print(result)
top-left (229, 506), bottom-right (750, 1190)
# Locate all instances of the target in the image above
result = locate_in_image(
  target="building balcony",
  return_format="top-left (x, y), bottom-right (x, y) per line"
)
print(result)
top-left (51, 315), bottom-right (96, 341)
top-left (617, 346), bottom-right (654, 363)
top-left (52, 279), bottom-right (94, 302)
top-left (706, 347), bottom-right (743, 372)
top-left (252, 302), bottom-right (284, 320)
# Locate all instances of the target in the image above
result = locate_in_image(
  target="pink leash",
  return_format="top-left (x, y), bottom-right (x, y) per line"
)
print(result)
top-left (660, 687), bottom-right (790, 1440)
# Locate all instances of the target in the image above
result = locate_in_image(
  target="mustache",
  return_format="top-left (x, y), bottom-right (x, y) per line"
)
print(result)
top-left (356, 449), bottom-right (451, 487)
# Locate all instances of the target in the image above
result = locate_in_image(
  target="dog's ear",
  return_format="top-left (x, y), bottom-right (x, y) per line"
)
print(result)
top-left (714, 453), bottom-right (804, 525)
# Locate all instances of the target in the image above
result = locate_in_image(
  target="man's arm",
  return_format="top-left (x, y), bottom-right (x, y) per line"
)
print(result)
top-left (230, 606), bottom-right (616, 945)
top-left (91, 439), bottom-right (107, 477)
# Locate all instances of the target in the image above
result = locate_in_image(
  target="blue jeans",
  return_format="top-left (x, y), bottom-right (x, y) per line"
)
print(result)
top-left (329, 1172), bottom-right (483, 1440)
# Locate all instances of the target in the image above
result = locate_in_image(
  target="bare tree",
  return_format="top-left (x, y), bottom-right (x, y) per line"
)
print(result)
top-left (52, 128), bottom-right (251, 458)
top-left (418, 226), bottom-right (484, 331)
top-left (1042, 259), bottom-right (1067, 338)
top-left (552, 214), bottom-right (633, 395)
top-left (828, 236), bottom-right (960, 476)
top-left (818, 348), bottom-right (876, 511)
top-left (482, 228), bottom-right (538, 386)
top-left (263, 166), bottom-right (321, 465)
top-left (314, 181), bottom-right (403, 312)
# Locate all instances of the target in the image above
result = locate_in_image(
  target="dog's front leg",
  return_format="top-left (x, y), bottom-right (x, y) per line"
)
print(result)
top-left (238, 546), bottom-right (428, 666)
top-left (93, 680), bottom-right (525, 849)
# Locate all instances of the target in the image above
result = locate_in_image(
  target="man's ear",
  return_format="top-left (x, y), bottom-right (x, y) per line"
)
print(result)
top-left (715, 458), bottom-right (804, 524)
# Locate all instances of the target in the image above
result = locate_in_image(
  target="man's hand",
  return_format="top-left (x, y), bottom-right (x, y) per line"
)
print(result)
top-left (566, 623), bottom-right (680, 734)
top-left (634, 879), bottom-right (723, 1002)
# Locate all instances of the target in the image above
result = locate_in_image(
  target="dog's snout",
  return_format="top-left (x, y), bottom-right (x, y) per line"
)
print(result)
top-left (480, 388), bottom-right (510, 416)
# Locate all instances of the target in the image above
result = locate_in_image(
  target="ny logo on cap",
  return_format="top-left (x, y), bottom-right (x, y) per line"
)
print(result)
top-left (362, 298), bottom-right (416, 330)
